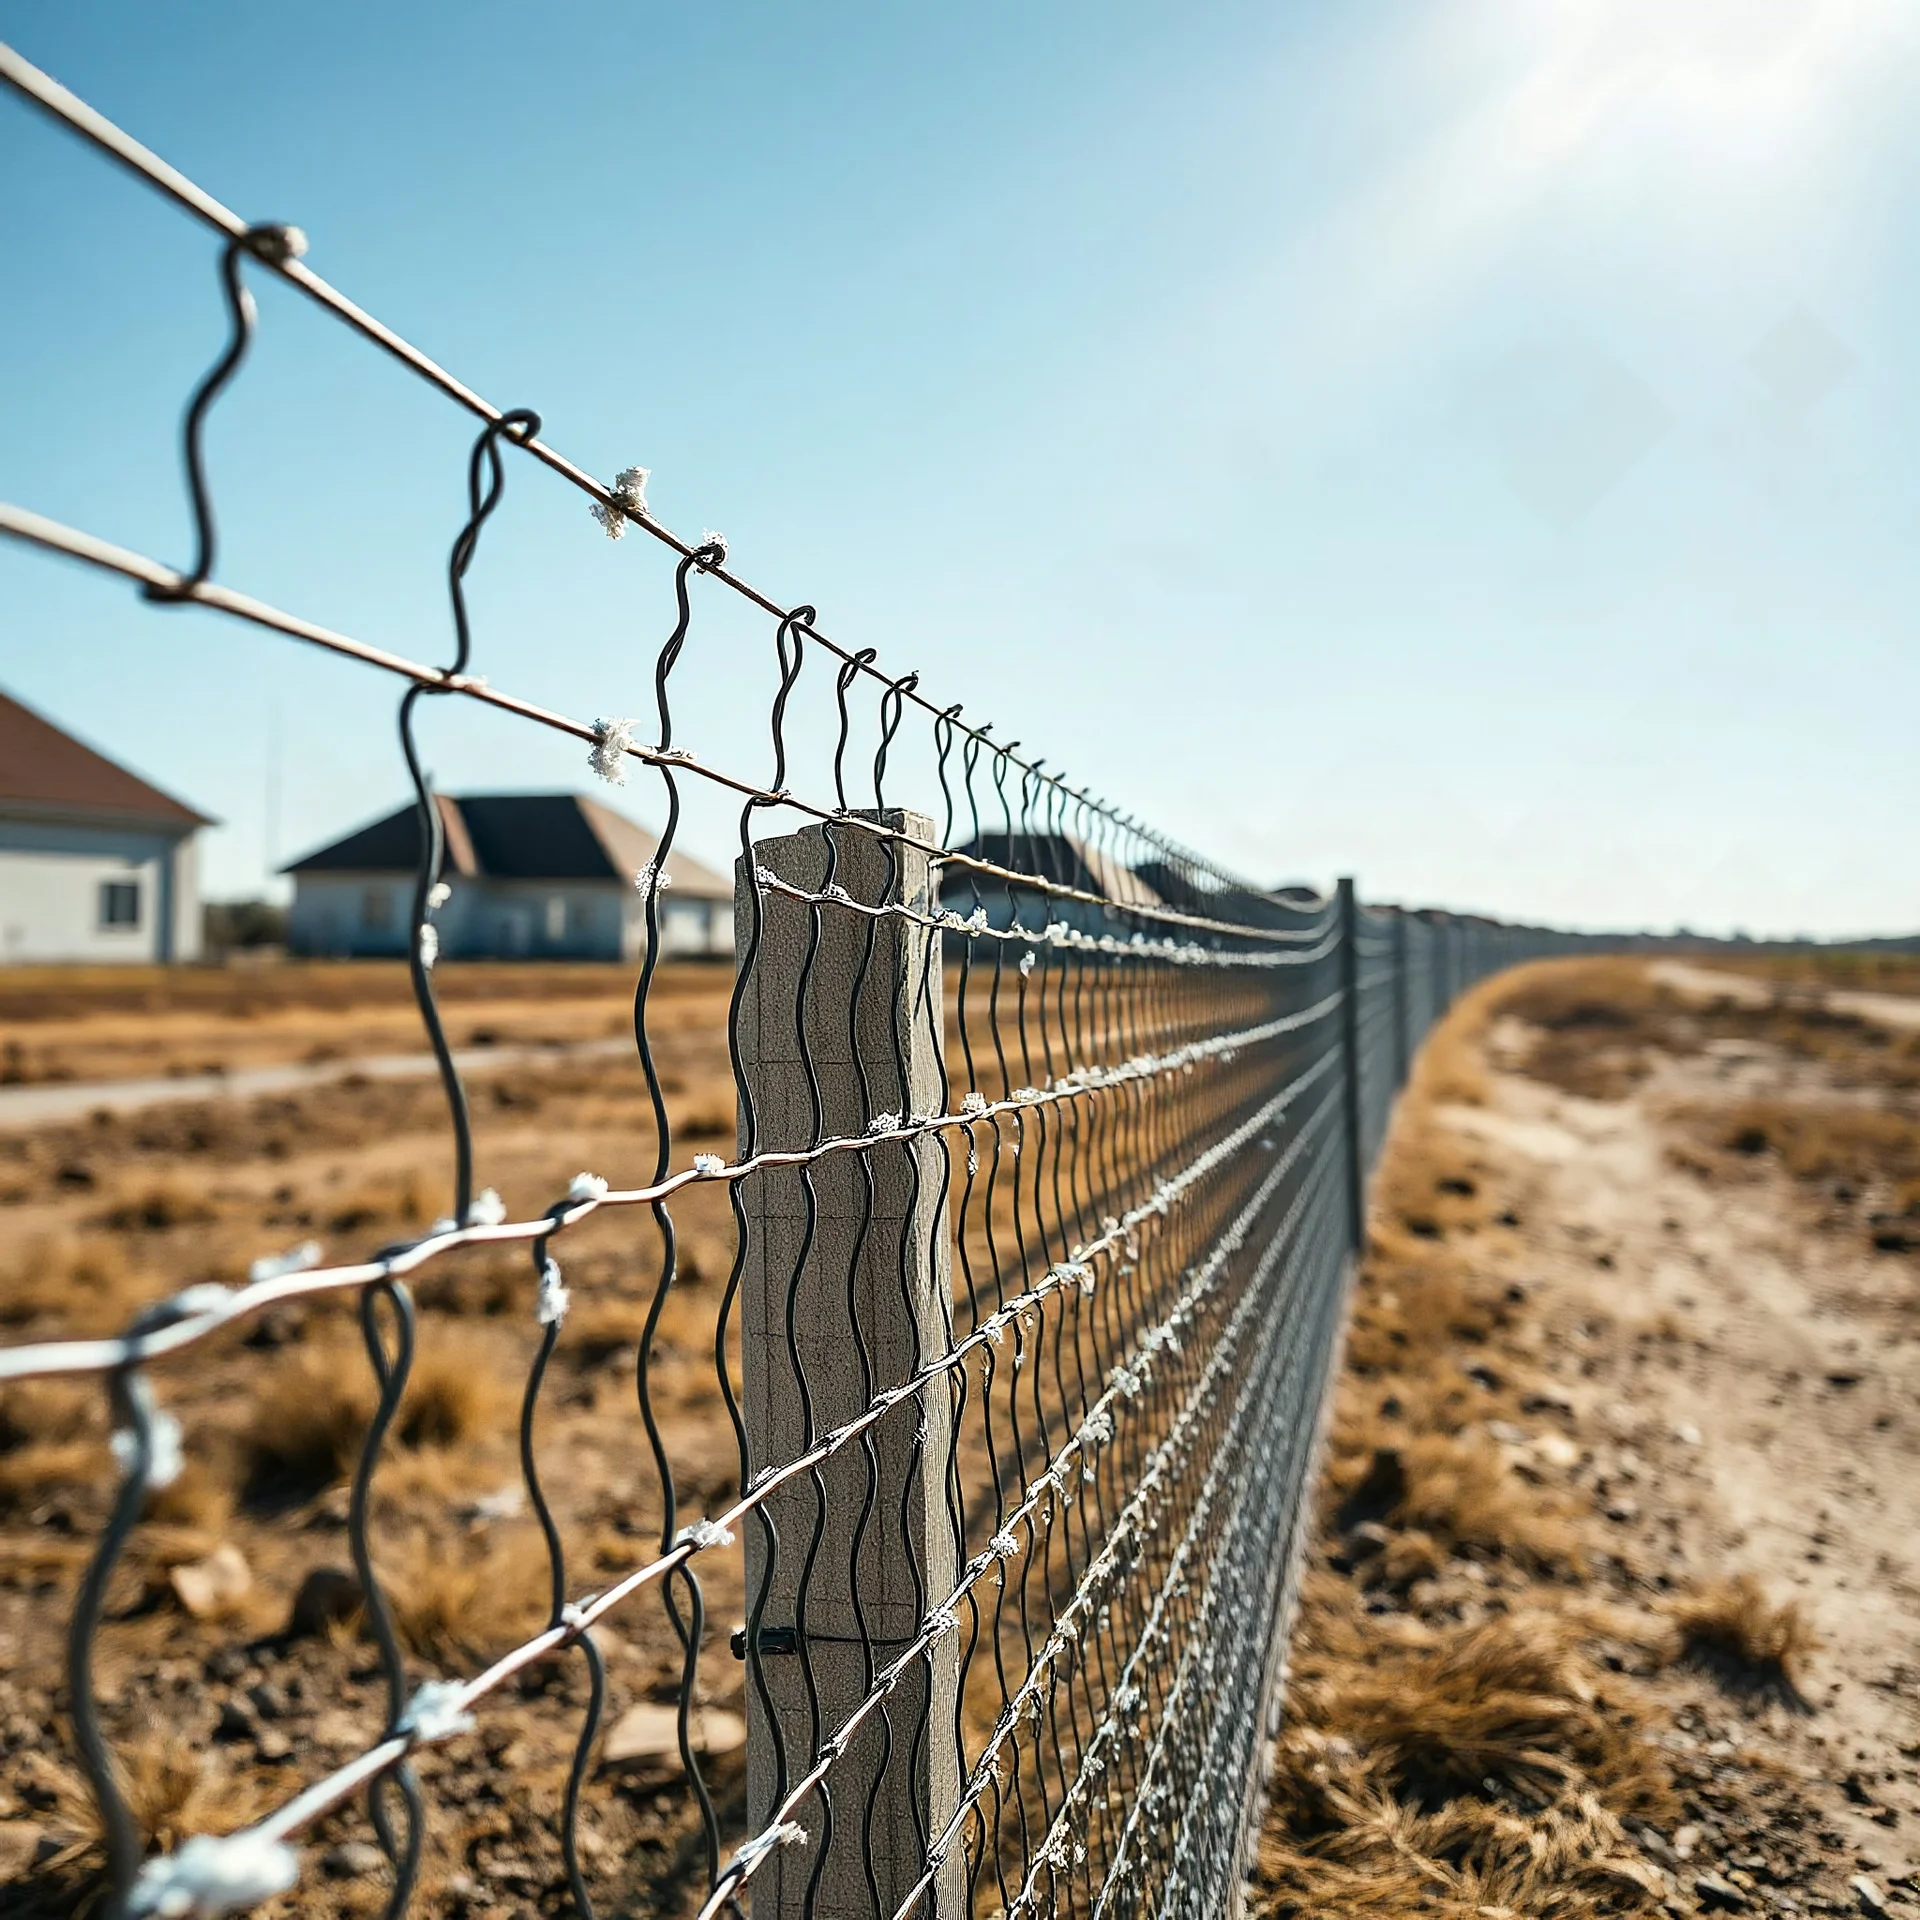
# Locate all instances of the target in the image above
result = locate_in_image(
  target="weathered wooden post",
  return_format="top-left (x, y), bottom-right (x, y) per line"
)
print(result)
top-left (733, 808), bottom-right (964, 1920)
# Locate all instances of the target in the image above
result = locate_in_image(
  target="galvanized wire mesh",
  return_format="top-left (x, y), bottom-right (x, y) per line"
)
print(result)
top-left (0, 40), bottom-right (1599, 1920)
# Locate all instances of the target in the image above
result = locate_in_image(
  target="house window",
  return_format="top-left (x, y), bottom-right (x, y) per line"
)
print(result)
top-left (99, 880), bottom-right (141, 929)
top-left (545, 895), bottom-right (567, 942)
top-left (360, 887), bottom-right (393, 931)
top-left (567, 897), bottom-right (595, 937)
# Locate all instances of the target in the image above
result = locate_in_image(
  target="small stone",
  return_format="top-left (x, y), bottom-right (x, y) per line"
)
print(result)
top-left (1696, 1872), bottom-right (1748, 1910)
top-left (1849, 1877), bottom-right (1887, 1918)
top-left (602, 1702), bottom-right (747, 1768)
top-left (1605, 1496), bottom-right (1641, 1523)
top-left (255, 1729), bottom-right (293, 1762)
top-left (1673, 1422), bottom-right (1702, 1446)
top-left (288, 1566), bottom-right (362, 1638)
top-left (168, 1544), bottom-right (251, 1619)
top-left (322, 1841), bottom-right (388, 1879)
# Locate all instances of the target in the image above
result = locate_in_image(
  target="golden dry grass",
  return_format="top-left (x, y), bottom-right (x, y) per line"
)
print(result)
top-left (1494, 959), bottom-right (1697, 1101)
top-left (240, 1329), bottom-right (504, 1501)
top-left (1723, 951), bottom-right (1920, 997)
top-left (1251, 988), bottom-right (1677, 1920)
top-left (387, 1527), bottom-right (552, 1664)
top-left (1714, 1098), bottom-right (1920, 1192)
top-left (1668, 1575), bottom-right (1818, 1704)
top-left (1257, 1595), bottom-right (1672, 1919)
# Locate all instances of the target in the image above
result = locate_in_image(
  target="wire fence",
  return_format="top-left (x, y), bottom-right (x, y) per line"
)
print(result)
top-left (0, 41), bottom-right (1602, 1920)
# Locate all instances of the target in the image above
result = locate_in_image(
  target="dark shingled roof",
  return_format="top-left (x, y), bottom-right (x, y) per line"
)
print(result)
top-left (944, 834), bottom-right (1163, 908)
top-left (0, 688), bottom-right (212, 828)
top-left (283, 793), bottom-right (732, 898)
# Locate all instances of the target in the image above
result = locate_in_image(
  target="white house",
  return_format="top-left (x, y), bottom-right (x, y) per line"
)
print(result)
top-left (0, 689), bottom-right (210, 965)
top-left (284, 792), bottom-right (732, 962)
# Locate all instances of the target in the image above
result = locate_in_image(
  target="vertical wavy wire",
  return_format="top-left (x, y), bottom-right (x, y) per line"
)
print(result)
top-left (631, 546), bottom-right (724, 1884)
top-left (68, 1355), bottom-right (164, 1913)
top-left (521, 1214), bottom-right (605, 1917)
top-left (723, 606), bottom-right (810, 1821)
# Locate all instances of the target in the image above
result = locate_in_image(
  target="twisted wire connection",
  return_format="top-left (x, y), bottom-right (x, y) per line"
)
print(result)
top-left (0, 42), bottom-right (1606, 1920)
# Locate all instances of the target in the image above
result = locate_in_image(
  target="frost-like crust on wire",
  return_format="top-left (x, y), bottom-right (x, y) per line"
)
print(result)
top-left (111, 1409), bottom-right (184, 1490)
top-left (588, 465), bottom-right (650, 539)
top-left (127, 1830), bottom-right (300, 1917)
top-left (536, 1259), bottom-right (570, 1327)
top-left (246, 1241), bottom-right (320, 1286)
top-left (466, 1187), bottom-right (506, 1228)
top-left (587, 716), bottom-right (635, 784)
top-left (398, 1679), bottom-right (476, 1744)
top-left (734, 1823), bottom-right (808, 1868)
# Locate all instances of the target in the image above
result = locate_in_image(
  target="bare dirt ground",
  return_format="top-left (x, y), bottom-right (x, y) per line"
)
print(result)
top-left (0, 961), bottom-right (749, 1919)
top-left (1254, 954), bottom-right (1919, 1920)
top-left (5, 953), bottom-right (1916, 1919)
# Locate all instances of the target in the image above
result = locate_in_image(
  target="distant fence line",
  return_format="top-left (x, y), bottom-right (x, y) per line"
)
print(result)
top-left (0, 40), bottom-right (1607, 1920)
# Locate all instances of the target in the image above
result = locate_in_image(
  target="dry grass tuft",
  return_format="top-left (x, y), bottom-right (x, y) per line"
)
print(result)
top-left (244, 1332), bottom-right (503, 1500)
top-left (243, 1352), bottom-right (373, 1500)
top-left (1668, 1575), bottom-right (1817, 1705)
top-left (1257, 1604), bottom-right (1670, 1919)
top-left (1493, 960), bottom-right (1695, 1101)
top-left (0, 1380), bottom-right (103, 1517)
top-left (387, 1527), bottom-right (550, 1663)
top-left (0, 1234), bottom-right (140, 1335)
top-left (567, 1296), bottom-right (651, 1366)
top-left (324, 1167), bottom-right (431, 1233)
top-left (414, 1250), bottom-right (531, 1317)
top-left (1713, 1099), bottom-right (1920, 1190)
top-left (1253, 979), bottom-right (1681, 1920)
top-left (397, 1338), bottom-right (503, 1450)
top-left (94, 1179), bottom-right (219, 1231)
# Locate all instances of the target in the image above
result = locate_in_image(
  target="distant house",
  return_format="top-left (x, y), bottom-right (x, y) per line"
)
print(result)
top-left (283, 792), bottom-right (731, 961)
top-left (941, 832), bottom-right (1164, 941)
top-left (0, 689), bottom-right (211, 964)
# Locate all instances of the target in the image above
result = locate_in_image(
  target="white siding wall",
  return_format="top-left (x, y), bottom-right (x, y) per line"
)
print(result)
top-left (623, 892), bottom-right (733, 960)
top-left (290, 874), bottom-right (732, 960)
top-left (0, 817), bottom-right (201, 964)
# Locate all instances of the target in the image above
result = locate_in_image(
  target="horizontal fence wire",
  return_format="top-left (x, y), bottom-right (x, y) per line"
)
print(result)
top-left (0, 40), bottom-right (1607, 1920)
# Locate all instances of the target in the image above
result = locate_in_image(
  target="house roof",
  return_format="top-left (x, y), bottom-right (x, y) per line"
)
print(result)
top-left (0, 688), bottom-right (212, 829)
top-left (283, 793), bottom-right (733, 898)
top-left (945, 834), bottom-right (1164, 910)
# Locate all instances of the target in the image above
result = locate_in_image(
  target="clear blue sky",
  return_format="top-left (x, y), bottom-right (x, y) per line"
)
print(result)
top-left (2, 1), bottom-right (1915, 936)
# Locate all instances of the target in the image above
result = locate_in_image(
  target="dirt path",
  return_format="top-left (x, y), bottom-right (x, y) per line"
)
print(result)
top-left (1253, 957), bottom-right (1918, 1920)
top-left (1456, 1013), bottom-right (1920, 1883)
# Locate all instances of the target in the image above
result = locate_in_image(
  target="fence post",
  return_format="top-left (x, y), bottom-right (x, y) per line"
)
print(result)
top-left (1391, 909), bottom-right (1410, 1091)
top-left (1335, 876), bottom-right (1365, 1253)
top-left (733, 808), bottom-right (963, 1920)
